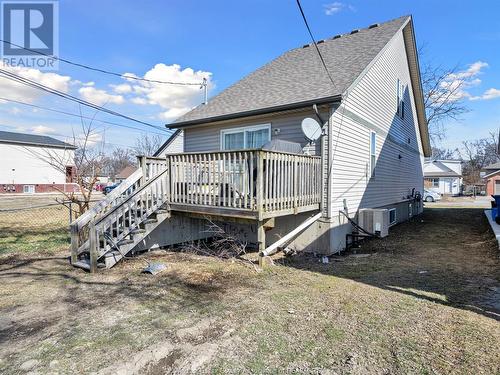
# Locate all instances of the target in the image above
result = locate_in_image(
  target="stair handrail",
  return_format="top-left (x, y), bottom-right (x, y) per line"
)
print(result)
top-left (94, 166), bottom-right (169, 227)
top-left (71, 168), bottom-right (143, 231)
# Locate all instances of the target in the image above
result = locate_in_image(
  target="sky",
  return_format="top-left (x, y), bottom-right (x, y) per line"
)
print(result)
top-left (0, 0), bottom-right (499, 153)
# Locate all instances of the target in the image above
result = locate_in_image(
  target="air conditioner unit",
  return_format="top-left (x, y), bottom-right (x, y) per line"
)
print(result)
top-left (358, 208), bottom-right (389, 238)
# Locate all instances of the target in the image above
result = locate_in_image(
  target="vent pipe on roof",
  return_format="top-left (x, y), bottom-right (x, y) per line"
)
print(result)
top-left (201, 77), bottom-right (208, 105)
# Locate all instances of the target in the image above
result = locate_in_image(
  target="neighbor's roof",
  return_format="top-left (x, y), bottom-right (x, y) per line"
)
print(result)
top-left (483, 161), bottom-right (500, 170)
top-left (172, 16), bottom-right (408, 127)
top-left (0, 130), bottom-right (76, 149)
top-left (424, 171), bottom-right (461, 178)
top-left (116, 165), bottom-right (136, 179)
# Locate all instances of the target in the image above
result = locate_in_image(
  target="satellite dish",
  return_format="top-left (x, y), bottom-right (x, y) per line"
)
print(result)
top-left (301, 117), bottom-right (322, 141)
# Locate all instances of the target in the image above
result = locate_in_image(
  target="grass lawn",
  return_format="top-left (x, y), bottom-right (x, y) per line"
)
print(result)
top-left (0, 207), bottom-right (499, 374)
top-left (0, 205), bottom-right (70, 256)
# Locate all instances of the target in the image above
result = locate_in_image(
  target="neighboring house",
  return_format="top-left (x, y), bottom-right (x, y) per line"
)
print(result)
top-left (72, 16), bottom-right (432, 271)
top-left (423, 159), bottom-right (462, 195)
top-left (153, 130), bottom-right (184, 157)
top-left (482, 161), bottom-right (500, 195)
top-left (0, 130), bottom-right (78, 194)
top-left (115, 165), bottom-right (136, 183)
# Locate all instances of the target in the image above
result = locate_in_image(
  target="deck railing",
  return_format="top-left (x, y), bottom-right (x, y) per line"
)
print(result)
top-left (166, 150), bottom-right (322, 217)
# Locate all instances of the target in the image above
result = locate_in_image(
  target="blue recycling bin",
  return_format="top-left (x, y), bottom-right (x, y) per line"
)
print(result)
top-left (492, 195), bottom-right (500, 223)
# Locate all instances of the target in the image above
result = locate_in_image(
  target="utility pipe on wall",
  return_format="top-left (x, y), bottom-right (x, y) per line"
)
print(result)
top-left (260, 212), bottom-right (322, 257)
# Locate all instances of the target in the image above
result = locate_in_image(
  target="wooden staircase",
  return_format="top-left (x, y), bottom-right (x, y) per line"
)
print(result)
top-left (70, 157), bottom-right (171, 272)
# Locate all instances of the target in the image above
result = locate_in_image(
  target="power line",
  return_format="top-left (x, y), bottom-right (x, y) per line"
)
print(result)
top-left (295, 0), bottom-right (336, 89)
top-left (0, 39), bottom-right (204, 86)
top-left (0, 68), bottom-right (168, 133)
top-left (0, 96), bottom-right (171, 136)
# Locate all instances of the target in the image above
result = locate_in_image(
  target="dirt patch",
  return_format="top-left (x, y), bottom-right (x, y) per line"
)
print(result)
top-left (0, 207), bottom-right (499, 374)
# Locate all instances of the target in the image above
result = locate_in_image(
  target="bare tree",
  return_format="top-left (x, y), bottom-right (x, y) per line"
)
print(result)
top-left (431, 147), bottom-right (459, 160)
top-left (133, 133), bottom-right (165, 156)
top-left (458, 132), bottom-right (499, 184)
top-left (24, 109), bottom-right (107, 218)
top-left (421, 62), bottom-right (469, 143)
top-left (102, 147), bottom-right (136, 180)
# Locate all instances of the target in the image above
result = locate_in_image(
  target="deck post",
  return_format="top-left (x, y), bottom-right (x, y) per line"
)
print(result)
top-left (138, 155), bottom-right (147, 186)
top-left (70, 223), bottom-right (78, 264)
top-left (256, 151), bottom-right (264, 220)
top-left (257, 219), bottom-right (266, 266)
top-left (89, 222), bottom-right (98, 273)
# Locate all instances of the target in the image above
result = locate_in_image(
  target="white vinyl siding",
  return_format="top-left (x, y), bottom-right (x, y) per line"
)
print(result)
top-left (183, 109), bottom-right (327, 155)
top-left (328, 27), bottom-right (424, 217)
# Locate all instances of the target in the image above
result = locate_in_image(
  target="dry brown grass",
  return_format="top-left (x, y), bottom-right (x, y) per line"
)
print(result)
top-left (0, 207), bottom-right (499, 374)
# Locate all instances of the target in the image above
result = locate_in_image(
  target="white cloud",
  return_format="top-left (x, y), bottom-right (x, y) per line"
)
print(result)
top-left (126, 63), bottom-right (213, 121)
top-left (111, 83), bottom-right (133, 94)
top-left (31, 125), bottom-right (57, 135)
top-left (78, 86), bottom-right (125, 106)
top-left (471, 88), bottom-right (500, 101)
top-left (0, 62), bottom-right (71, 103)
top-left (323, 2), bottom-right (355, 15)
top-left (436, 61), bottom-right (488, 102)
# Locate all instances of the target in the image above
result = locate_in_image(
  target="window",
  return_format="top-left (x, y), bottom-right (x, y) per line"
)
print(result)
top-left (396, 78), bottom-right (405, 119)
top-left (431, 178), bottom-right (439, 188)
top-left (389, 208), bottom-right (397, 226)
top-left (23, 185), bottom-right (35, 194)
top-left (370, 131), bottom-right (376, 177)
top-left (221, 124), bottom-right (271, 150)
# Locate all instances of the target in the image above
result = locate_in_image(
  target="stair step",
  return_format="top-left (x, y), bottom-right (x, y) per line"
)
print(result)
top-left (104, 250), bottom-right (123, 268)
top-left (143, 218), bottom-right (158, 224)
top-left (156, 209), bottom-right (169, 214)
top-left (130, 228), bottom-right (146, 235)
top-left (117, 238), bottom-right (134, 245)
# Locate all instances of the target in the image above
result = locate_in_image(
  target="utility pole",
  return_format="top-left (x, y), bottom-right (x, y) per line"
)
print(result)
top-left (201, 77), bottom-right (208, 105)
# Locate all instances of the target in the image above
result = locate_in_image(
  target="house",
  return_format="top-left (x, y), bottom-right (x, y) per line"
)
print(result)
top-left (153, 129), bottom-right (184, 157)
top-left (423, 159), bottom-right (462, 195)
top-left (482, 161), bottom-right (500, 195)
top-left (115, 165), bottom-right (136, 183)
top-left (0, 130), bottom-right (78, 194)
top-left (71, 15), bottom-right (431, 272)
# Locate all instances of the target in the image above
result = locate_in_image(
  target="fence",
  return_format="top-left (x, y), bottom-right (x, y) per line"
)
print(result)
top-left (0, 199), bottom-right (99, 256)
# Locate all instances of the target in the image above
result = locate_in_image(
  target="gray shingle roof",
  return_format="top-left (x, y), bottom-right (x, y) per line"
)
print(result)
top-left (172, 16), bottom-right (409, 127)
top-left (483, 161), bottom-right (500, 171)
top-left (0, 130), bottom-right (76, 149)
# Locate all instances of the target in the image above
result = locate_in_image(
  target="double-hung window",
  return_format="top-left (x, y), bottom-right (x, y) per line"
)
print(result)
top-left (370, 131), bottom-right (376, 178)
top-left (221, 124), bottom-right (271, 150)
top-left (396, 78), bottom-right (405, 119)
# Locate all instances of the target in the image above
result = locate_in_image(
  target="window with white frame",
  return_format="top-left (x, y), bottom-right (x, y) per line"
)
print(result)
top-left (389, 208), bottom-right (397, 226)
top-left (23, 185), bottom-right (35, 194)
top-left (396, 78), bottom-right (405, 119)
top-left (221, 124), bottom-right (271, 150)
top-left (370, 131), bottom-right (376, 177)
top-left (430, 178), bottom-right (439, 187)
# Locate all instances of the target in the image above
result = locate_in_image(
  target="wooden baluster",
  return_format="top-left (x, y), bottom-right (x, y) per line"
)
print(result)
top-left (249, 152), bottom-right (254, 210)
top-left (222, 153), bottom-right (226, 207)
top-left (256, 151), bottom-right (264, 219)
top-left (242, 152), bottom-right (247, 209)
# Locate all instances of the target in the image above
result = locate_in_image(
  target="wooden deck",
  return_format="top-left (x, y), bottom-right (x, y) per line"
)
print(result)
top-left (162, 149), bottom-right (322, 220)
top-left (70, 149), bottom-right (322, 271)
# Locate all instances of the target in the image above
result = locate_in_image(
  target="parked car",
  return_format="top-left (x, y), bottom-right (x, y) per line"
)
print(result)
top-left (103, 184), bottom-right (119, 195)
top-left (424, 189), bottom-right (441, 202)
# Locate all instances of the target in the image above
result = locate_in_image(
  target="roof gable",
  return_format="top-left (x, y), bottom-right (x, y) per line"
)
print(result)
top-left (172, 16), bottom-right (409, 127)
